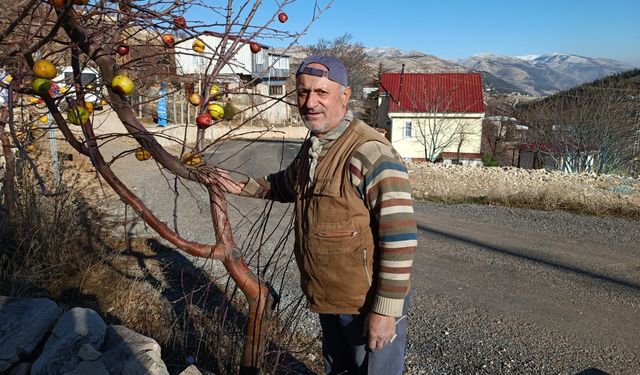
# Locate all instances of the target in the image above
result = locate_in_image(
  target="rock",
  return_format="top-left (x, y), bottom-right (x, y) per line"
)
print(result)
top-left (179, 364), bottom-right (203, 375)
top-left (121, 349), bottom-right (169, 375)
top-left (6, 362), bottom-right (31, 375)
top-left (31, 307), bottom-right (107, 375)
top-left (101, 325), bottom-right (167, 375)
top-left (77, 342), bottom-right (102, 361)
top-left (0, 296), bottom-right (62, 372)
top-left (64, 360), bottom-right (109, 375)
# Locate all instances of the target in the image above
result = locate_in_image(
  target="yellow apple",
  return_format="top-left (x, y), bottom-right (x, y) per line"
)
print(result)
top-left (66, 105), bottom-right (90, 125)
top-left (189, 93), bottom-right (202, 106)
top-left (208, 103), bottom-right (224, 120)
top-left (135, 147), bottom-right (152, 161)
top-left (183, 152), bottom-right (203, 166)
top-left (210, 83), bottom-right (222, 98)
top-left (192, 39), bottom-right (205, 53)
top-left (33, 60), bottom-right (57, 79)
top-left (111, 74), bottom-right (134, 96)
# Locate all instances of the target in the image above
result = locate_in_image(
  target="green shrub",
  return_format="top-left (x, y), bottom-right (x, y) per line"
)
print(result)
top-left (482, 153), bottom-right (499, 167)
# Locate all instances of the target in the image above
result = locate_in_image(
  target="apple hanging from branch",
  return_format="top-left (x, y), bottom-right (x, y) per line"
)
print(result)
top-left (208, 103), bottom-right (225, 120)
top-left (189, 93), bottom-right (202, 106)
top-left (111, 74), bottom-right (135, 96)
top-left (32, 78), bottom-right (51, 95)
top-left (173, 16), bottom-right (187, 29)
top-left (278, 12), bottom-right (288, 23)
top-left (116, 45), bottom-right (130, 56)
top-left (192, 39), bottom-right (206, 53)
top-left (135, 147), bottom-right (152, 161)
top-left (66, 105), bottom-right (90, 125)
top-left (249, 42), bottom-right (261, 54)
top-left (33, 60), bottom-right (57, 79)
top-left (196, 112), bottom-right (214, 129)
top-left (161, 34), bottom-right (175, 47)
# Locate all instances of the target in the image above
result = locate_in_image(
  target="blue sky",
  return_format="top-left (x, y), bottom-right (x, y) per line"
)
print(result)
top-left (189, 0), bottom-right (640, 66)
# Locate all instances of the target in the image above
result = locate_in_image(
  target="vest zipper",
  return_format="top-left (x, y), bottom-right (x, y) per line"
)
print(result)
top-left (364, 249), bottom-right (371, 287)
top-left (316, 231), bottom-right (359, 238)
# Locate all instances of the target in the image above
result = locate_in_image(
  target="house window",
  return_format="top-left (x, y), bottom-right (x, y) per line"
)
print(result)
top-left (404, 121), bottom-right (413, 138)
top-left (269, 85), bottom-right (283, 96)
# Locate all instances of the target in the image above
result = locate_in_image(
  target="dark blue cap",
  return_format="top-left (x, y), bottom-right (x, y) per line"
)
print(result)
top-left (296, 55), bottom-right (349, 86)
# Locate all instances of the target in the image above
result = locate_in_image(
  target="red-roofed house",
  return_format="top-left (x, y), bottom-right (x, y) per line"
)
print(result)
top-left (378, 73), bottom-right (485, 164)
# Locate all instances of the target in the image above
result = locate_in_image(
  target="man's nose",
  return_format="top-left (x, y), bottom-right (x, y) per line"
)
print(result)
top-left (303, 92), bottom-right (319, 108)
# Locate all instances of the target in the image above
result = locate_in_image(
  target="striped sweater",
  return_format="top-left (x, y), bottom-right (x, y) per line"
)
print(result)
top-left (241, 120), bottom-right (417, 317)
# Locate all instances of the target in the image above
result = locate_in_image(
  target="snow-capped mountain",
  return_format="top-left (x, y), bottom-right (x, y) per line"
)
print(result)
top-left (364, 47), bottom-right (466, 73)
top-left (277, 45), bottom-right (635, 97)
top-left (459, 52), bottom-right (636, 96)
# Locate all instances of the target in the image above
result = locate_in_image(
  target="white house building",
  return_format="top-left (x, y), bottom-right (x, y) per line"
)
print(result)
top-left (378, 73), bottom-right (485, 164)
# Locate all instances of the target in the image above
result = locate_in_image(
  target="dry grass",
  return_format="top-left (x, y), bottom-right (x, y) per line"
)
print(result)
top-left (409, 163), bottom-right (640, 219)
top-left (0, 156), bottom-right (225, 373)
top-left (0, 155), bottom-right (315, 374)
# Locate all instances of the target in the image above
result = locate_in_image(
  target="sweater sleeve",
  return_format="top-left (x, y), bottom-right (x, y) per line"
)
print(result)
top-left (349, 141), bottom-right (417, 317)
top-left (239, 162), bottom-right (297, 203)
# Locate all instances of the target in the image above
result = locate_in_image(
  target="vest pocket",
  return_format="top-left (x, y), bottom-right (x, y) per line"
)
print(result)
top-left (305, 228), bottom-right (373, 303)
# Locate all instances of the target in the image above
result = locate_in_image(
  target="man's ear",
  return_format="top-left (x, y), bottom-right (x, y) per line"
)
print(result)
top-left (342, 86), bottom-right (352, 106)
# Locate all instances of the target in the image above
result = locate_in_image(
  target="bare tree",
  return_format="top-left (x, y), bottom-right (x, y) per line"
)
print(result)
top-left (520, 71), bottom-right (639, 175)
top-left (407, 82), bottom-right (480, 162)
top-left (0, 0), bottom-right (333, 372)
top-left (304, 32), bottom-right (373, 99)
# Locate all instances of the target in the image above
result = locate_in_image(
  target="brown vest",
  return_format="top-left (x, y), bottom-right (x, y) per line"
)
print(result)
top-left (293, 119), bottom-right (392, 314)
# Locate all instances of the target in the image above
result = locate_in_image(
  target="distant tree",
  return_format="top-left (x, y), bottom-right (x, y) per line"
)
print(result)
top-left (520, 74), bottom-right (639, 175)
top-left (305, 33), bottom-right (373, 99)
top-left (362, 62), bottom-right (384, 126)
top-left (481, 97), bottom-right (521, 165)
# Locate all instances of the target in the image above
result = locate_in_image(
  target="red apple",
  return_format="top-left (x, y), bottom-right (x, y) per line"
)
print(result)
top-left (249, 42), bottom-right (261, 54)
top-left (48, 0), bottom-right (65, 8)
top-left (278, 12), bottom-right (288, 23)
top-left (161, 34), bottom-right (175, 47)
top-left (195, 113), bottom-right (213, 129)
top-left (116, 45), bottom-right (130, 56)
top-left (173, 16), bottom-right (187, 29)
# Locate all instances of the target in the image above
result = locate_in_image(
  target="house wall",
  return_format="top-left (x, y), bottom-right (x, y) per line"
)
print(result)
top-left (388, 112), bottom-right (484, 163)
top-left (231, 84), bottom-right (294, 126)
top-left (174, 35), bottom-right (259, 76)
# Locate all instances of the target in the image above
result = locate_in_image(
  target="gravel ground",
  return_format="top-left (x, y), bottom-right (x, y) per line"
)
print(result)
top-left (403, 202), bottom-right (639, 375)
top-left (73, 137), bottom-right (639, 374)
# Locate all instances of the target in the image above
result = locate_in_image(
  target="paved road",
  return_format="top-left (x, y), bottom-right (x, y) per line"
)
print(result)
top-left (96, 128), bottom-right (640, 373)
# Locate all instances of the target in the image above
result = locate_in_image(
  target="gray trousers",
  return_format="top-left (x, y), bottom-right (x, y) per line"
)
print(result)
top-left (318, 296), bottom-right (410, 375)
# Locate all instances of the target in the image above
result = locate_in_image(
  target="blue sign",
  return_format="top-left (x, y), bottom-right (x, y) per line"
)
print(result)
top-left (157, 82), bottom-right (167, 127)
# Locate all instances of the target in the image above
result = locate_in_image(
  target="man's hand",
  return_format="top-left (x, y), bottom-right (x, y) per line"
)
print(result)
top-left (364, 311), bottom-right (397, 350)
top-left (200, 167), bottom-right (245, 195)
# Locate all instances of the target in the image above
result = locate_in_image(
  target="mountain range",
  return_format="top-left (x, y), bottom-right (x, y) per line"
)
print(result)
top-left (365, 48), bottom-right (636, 97)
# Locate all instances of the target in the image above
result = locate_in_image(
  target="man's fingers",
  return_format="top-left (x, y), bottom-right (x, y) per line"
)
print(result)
top-left (368, 335), bottom-right (396, 350)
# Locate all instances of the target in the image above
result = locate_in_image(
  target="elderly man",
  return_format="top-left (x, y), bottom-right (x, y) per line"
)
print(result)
top-left (219, 55), bottom-right (416, 374)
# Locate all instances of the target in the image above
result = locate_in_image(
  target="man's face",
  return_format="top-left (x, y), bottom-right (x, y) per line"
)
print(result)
top-left (296, 63), bottom-right (351, 136)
